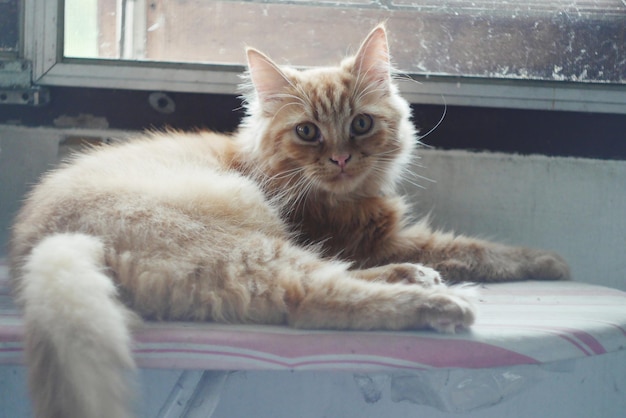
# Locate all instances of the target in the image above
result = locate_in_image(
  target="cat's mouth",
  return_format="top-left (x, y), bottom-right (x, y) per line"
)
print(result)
top-left (310, 159), bottom-right (369, 193)
top-left (330, 171), bottom-right (352, 181)
top-left (325, 166), bottom-right (357, 183)
top-left (321, 169), bottom-right (366, 193)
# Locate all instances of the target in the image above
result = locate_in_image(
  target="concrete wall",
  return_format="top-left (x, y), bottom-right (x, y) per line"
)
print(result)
top-left (406, 150), bottom-right (626, 291)
top-left (0, 125), bottom-right (133, 254)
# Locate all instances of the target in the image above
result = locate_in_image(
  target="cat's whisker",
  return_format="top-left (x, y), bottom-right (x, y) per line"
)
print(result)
top-left (294, 183), bottom-right (315, 216)
top-left (353, 80), bottom-right (388, 104)
top-left (269, 102), bottom-right (307, 124)
top-left (368, 151), bottom-right (436, 189)
top-left (278, 176), bottom-right (317, 218)
top-left (352, 62), bottom-right (386, 104)
top-left (263, 166), bottom-right (315, 214)
top-left (398, 176), bottom-right (428, 190)
top-left (268, 166), bottom-right (306, 182)
top-left (271, 93), bottom-right (308, 109)
top-left (388, 71), bottom-right (447, 144)
top-left (416, 101), bottom-right (448, 144)
top-left (395, 159), bottom-right (436, 183)
top-left (371, 147), bottom-right (403, 158)
top-left (366, 149), bottom-right (425, 189)
top-left (295, 85), bottom-right (316, 110)
top-left (392, 72), bottom-right (423, 85)
top-left (280, 178), bottom-right (308, 206)
top-left (280, 74), bottom-right (316, 111)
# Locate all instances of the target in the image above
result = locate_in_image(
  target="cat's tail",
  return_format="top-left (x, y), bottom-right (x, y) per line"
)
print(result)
top-left (18, 233), bottom-right (137, 418)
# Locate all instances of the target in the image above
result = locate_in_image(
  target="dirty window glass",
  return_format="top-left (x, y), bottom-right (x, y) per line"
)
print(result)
top-left (0, 0), bottom-right (20, 55)
top-left (64, 0), bottom-right (626, 84)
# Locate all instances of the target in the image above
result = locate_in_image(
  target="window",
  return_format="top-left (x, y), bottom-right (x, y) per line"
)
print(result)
top-left (21, 0), bottom-right (626, 112)
top-left (0, 0), bottom-right (20, 57)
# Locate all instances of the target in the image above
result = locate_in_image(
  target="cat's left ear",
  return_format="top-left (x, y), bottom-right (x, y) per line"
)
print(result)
top-left (353, 25), bottom-right (392, 91)
top-left (246, 48), bottom-right (292, 107)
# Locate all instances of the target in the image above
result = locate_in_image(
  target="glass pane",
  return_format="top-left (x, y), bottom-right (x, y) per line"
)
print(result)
top-left (0, 0), bottom-right (20, 54)
top-left (63, 0), bottom-right (626, 84)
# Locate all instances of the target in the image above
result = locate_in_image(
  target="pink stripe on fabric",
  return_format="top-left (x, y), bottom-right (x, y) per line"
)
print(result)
top-left (135, 329), bottom-right (539, 369)
top-left (0, 347), bottom-right (24, 365)
top-left (0, 327), bottom-right (22, 342)
top-left (567, 330), bottom-right (606, 355)
top-left (477, 323), bottom-right (607, 356)
top-left (133, 348), bottom-right (432, 371)
top-left (554, 333), bottom-right (593, 356)
top-left (520, 326), bottom-right (606, 356)
top-left (609, 322), bottom-right (626, 337)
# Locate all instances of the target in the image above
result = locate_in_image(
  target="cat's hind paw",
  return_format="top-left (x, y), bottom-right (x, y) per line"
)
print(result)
top-left (527, 250), bottom-right (571, 281)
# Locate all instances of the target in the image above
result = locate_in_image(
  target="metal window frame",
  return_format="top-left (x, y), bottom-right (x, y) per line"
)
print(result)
top-left (22, 0), bottom-right (626, 114)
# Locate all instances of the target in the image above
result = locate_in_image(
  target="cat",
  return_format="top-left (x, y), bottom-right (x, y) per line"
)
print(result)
top-left (9, 25), bottom-right (569, 418)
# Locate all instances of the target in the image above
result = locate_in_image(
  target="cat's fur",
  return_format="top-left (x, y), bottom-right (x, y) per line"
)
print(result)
top-left (9, 26), bottom-right (569, 418)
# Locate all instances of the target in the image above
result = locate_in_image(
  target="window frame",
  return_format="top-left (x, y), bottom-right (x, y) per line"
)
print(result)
top-left (22, 0), bottom-right (626, 114)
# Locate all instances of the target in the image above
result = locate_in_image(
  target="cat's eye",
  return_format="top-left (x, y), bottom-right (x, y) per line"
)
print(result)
top-left (295, 122), bottom-right (320, 142)
top-left (351, 114), bottom-right (373, 136)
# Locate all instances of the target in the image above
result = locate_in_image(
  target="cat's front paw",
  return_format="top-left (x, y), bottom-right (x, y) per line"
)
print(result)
top-left (384, 263), bottom-right (444, 288)
top-left (405, 264), bottom-right (444, 288)
top-left (420, 289), bottom-right (476, 333)
top-left (355, 263), bottom-right (444, 288)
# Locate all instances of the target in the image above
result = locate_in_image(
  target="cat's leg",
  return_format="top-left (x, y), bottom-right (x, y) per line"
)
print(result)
top-left (298, 196), bottom-right (568, 285)
top-left (383, 221), bottom-right (570, 283)
top-left (210, 236), bottom-right (474, 333)
top-left (282, 258), bottom-right (475, 333)
top-left (353, 263), bottom-right (443, 288)
top-left (114, 232), bottom-right (475, 333)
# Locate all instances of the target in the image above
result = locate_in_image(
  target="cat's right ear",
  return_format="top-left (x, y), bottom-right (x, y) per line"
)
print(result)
top-left (246, 48), bottom-right (292, 107)
top-left (353, 25), bottom-right (392, 93)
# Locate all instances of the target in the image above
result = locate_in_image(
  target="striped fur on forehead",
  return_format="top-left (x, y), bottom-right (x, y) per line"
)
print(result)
top-left (295, 69), bottom-right (356, 124)
top-left (285, 64), bottom-right (396, 129)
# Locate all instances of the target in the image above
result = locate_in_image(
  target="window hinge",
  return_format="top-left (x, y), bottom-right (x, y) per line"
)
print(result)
top-left (0, 59), bottom-right (50, 106)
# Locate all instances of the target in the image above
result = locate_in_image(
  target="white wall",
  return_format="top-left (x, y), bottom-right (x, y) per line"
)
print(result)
top-left (0, 125), bottom-right (133, 253)
top-left (406, 150), bottom-right (626, 291)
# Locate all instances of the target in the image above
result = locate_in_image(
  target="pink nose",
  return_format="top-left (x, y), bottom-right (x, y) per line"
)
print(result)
top-left (329, 154), bottom-right (351, 169)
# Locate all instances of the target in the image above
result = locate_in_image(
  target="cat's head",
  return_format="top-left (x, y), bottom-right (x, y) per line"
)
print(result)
top-left (240, 25), bottom-right (418, 199)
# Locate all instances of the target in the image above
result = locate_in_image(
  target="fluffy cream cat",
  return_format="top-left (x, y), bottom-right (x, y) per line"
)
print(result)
top-left (9, 25), bottom-right (569, 418)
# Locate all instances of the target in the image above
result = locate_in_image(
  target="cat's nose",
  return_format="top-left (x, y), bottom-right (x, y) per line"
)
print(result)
top-left (329, 154), bottom-right (352, 169)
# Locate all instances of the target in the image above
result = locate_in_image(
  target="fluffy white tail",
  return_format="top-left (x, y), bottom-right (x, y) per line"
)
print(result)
top-left (19, 233), bottom-right (136, 418)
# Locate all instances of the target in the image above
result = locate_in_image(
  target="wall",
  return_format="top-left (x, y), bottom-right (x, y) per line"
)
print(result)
top-left (407, 150), bottom-right (626, 291)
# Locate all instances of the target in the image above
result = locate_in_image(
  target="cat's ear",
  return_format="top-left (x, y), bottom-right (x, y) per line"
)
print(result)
top-left (246, 48), bottom-right (292, 106)
top-left (353, 25), bottom-right (392, 91)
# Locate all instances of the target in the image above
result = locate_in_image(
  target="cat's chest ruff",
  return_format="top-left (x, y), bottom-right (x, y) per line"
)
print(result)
top-left (292, 195), bottom-right (399, 253)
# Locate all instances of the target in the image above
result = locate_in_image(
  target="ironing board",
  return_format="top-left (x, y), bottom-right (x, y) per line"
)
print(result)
top-left (1, 259), bottom-right (625, 416)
